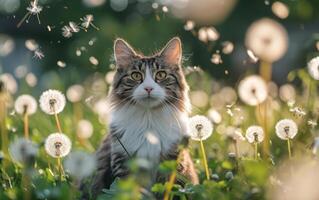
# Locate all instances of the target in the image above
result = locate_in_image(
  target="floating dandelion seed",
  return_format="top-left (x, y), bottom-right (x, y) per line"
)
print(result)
top-left (68, 21), bottom-right (80, 33)
top-left (57, 60), bottom-right (66, 68)
top-left (211, 53), bottom-right (222, 64)
top-left (245, 18), bottom-right (288, 62)
top-left (246, 125), bottom-right (264, 160)
top-left (77, 119), bottom-right (94, 139)
top-left (9, 138), bottom-right (38, 164)
top-left (64, 151), bottom-right (97, 180)
top-left (275, 119), bottom-right (298, 140)
top-left (33, 48), bottom-right (44, 59)
top-left (17, 0), bottom-right (43, 28)
top-left (245, 125), bottom-right (264, 143)
top-left (198, 27), bottom-right (219, 43)
top-left (25, 73), bottom-right (37, 87)
top-left (222, 41), bottom-right (234, 54)
top-left (307, 56), bottom-right (319, 80)
top-left (80, 14), bottom-right (99, 30)
top-left (247, 49), bottom-right (259, 63)
top-left (272, 1), bottom-right (289, 19)
top-left (62, 25), bottom-right (73, 38)
top-left (238, 75), bottom-right (268, 106)
top-left (0, 73), bottom-right (18, 94)
top-left (45, 133), bottom-right (71, 158)
top-left (14, 94), bottom-right (37, 115)
top-left (66, 84), bottom-right (84, 103)
top-left (207, 109), bottom-right (222, 124)
top-left (184, 20), bottom-right (195, 31)
top-left (308, 120), bottom-right (317, 128)
top-left (289, 106), bottom-right (306, 117)
top-left (25, 39), bottom-right (38, 51)
top-left (39, 89), bottom-right (66, 115)
top-left (89, 56), bottom-right (99, 65)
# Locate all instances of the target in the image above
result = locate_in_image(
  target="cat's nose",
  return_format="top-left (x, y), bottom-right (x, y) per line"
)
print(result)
top-left (144, 87), bottom-right (153, 94)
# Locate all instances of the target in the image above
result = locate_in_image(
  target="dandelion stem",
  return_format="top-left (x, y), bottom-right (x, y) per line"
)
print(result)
top-left (22, 170), bottom-right (31, 200)
top-left (200, 139), bottom-right (210, 180)
top-left (57, 157), bottom-right (65, 180)
top-left (164, 149), bottom-right (184, 200)
top-left (23, 113), bottom-right (29, 139)
top-left (54, 112), bottom-right (62, 133)
top-left (254, 142), bottom-right (258, 160)
top-left (287, 138), bottom-right (292, 159)
top-left (0, 98), bottom-right (9, 167)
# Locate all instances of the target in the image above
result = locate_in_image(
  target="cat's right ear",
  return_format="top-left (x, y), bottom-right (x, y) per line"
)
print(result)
top-left (114, 39), bottom-right (137, 69)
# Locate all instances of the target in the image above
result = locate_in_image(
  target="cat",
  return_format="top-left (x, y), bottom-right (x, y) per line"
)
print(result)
top-left (88, 37), bottom-right (198, 199)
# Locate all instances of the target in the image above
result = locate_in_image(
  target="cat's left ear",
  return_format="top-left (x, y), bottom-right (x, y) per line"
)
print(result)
top-left (159, 37), bottom-right (182, 66)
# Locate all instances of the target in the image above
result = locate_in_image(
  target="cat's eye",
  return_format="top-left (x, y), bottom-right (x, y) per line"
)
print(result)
top-left (131, 71), bottom-right (143, 81)
top-left (155, 71), bottom-right (167, 81)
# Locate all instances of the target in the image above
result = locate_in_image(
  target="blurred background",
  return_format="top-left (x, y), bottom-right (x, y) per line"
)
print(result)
top-left (0, 0), bottom-right (318, 94)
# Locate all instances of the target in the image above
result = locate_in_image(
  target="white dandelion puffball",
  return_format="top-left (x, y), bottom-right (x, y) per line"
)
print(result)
top-left (245, 125), bottom-right (264, 143)
top-left (66, 84), bottom-right (84, 103)
top-left (45, 133), bottom-right (72, 158)
top-left (9, 138), bottom-right (38, 164)
top-left (0, 73), bottom-right (17, 94)
top-left (275, 119), bottom-right (298, 140)
top-left (77, 119), bottom-right (94, 139)
top-left (14, 94), bottom-right (37, 115)
top-left (238, 75), bottom-right (268, 106)
top-left (307, 56), bottom-right (319, 80)
top-left (189, 115), bottom-right (213, 141)
top-left (39, 89), bottom-right (66, 115)
top-left (245, 18), bottom-right (288, 62)
top-left (64, 151), bottom-right (97, 180)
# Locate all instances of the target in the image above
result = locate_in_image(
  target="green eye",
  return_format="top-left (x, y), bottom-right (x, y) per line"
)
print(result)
top-left (155, 71), bottom-right (167, 81)
top-left (131, 71), bottom-right (143, 81)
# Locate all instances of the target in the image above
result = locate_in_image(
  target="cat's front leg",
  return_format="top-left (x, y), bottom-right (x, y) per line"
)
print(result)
top-left (110, 151), bottom-right (130, 178)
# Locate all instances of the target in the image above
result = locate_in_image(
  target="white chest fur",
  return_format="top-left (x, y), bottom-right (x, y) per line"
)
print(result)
top-left (110, 104), bottom-right (189, 164)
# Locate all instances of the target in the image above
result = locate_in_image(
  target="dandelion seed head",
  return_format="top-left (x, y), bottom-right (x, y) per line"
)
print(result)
top-left (245, 125), bottom-right (264, 143)
top-left (0, 73), bottom-right (17, 94)
top-left (66, 84), bottom-right (84, 103)
top-left (184, 20), bottom-right (195, 31)
top-left (14, 94), bottom-right (37, 115)
top-left (238, 75), bottom-right (268, 106)
top-left (77, 119), bottom-right (94, 139)
top-left (189, 115), bottom-right (213, 141)
top-left (39, 89), bottom-right (66, 115)
top-left (9, 138), bottom-right (38, 164)
top-left (64, 151), bottom-right (96, 180)
top-left (211, 53), bottom-right (222, 64)
top-left (45, 133), bottom-right (71, 158)
top-left (275, 119), bottom-right (298, 140)
top-left (198, 27), bottom-right (219, 42)
top-left (245, 18), bottom-right (288, 62)
top-left (307, 56), bottom-right (319, 80)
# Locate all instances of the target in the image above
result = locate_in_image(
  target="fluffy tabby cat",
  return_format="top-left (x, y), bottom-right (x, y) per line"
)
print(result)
top-left (88, 37), bottom-right (198, 198)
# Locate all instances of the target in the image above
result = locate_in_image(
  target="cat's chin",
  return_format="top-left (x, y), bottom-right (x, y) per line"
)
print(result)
top-left (135, 97), bottom-right (163, 109)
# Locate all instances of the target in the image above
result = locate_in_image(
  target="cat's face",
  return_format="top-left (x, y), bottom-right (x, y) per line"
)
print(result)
top-left (111, 37), bottom-right (189, 111)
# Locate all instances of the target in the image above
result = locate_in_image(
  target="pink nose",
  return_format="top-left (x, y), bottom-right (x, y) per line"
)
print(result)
top-left (144, 87), bottom-right (153, 94)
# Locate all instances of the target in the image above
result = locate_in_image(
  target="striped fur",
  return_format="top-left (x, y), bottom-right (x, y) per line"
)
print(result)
top-left (88, 38), bottom-right (198, 199)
